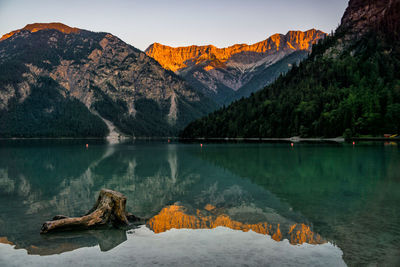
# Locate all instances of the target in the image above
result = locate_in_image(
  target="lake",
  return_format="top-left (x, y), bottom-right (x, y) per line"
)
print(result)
top-left (0, 141), bottom-right (399, 266)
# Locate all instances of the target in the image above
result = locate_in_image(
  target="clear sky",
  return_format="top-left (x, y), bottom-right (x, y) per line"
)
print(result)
top-left (0, 0), bottom-right (348, 51)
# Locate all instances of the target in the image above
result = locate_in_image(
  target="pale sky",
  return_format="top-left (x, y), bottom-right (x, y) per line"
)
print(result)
top-left (0, 0), bottom-right (348, 51)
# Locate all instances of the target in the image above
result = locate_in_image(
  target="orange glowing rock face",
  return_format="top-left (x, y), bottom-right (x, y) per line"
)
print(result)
top-left (145, 29), bottom-right (326, 72)
top-left (0, 236), bottom-right (14, 246)
top-left (147, 204), bottom-right (325, 245)
top-left (0, 23), bottom-right (80, 41)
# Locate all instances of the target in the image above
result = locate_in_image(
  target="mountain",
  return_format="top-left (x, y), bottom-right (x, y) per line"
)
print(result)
top-left (145, 30), bottom-right (326, 105)
top-left (0, 23), bottom-right (216, 138)
top-left (341, 0), bottom-right (400, 37)
top-left (181, 0), bottom-right (400, 139)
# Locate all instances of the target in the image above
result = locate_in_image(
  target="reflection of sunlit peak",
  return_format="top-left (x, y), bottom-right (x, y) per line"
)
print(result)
top-left (0, 236), bottom-right (14, 246)
top-left (147, 204), bottom-right (325, 245)
top-left (288, 223), bottom-right (324, 245)
top-left (204, 204), bottom-right (216, 211)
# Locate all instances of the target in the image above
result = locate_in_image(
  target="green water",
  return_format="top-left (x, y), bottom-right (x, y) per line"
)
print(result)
top-left (0, 141), bottom-right (399, 266)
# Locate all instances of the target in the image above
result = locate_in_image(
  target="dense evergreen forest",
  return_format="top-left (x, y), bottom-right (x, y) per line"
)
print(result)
top-left (181, 29), bottom-right (400, 138)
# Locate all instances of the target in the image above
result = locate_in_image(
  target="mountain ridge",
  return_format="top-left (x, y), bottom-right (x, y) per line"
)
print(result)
top-left (145, 29), bottom-right (325, 72)
top-left (145, 29), bottom-right (325, 105)
top-left (0, 22), bottom-right (80, 41)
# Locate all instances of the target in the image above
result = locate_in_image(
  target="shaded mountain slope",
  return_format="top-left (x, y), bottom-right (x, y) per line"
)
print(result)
top-left (0, 23), bottom-right (216, 138)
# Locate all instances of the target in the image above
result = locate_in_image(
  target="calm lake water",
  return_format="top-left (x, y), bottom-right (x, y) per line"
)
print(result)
top-left (0, 141), bottom-right (399, 266)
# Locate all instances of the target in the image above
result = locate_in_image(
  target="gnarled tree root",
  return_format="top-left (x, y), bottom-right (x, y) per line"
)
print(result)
top-left (41, 189), bottom-right (139, 234)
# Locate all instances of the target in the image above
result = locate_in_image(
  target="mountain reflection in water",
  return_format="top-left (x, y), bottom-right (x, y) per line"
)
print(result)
top-left (147, 203), bottom-right (325, 245)
top-left (0, 141), bottom-right (323, 256)
top-left (0, 141), bottom-right (398, 266)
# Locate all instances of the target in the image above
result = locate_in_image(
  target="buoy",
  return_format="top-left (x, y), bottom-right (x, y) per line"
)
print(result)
top-left (352, 141), bottom-right (355, 145)
top-left (86, 144), bottom-right (89, 148)
top-left (168, 139), bottom-right (170, 143)
top-left (200, 143), bottom-right (203, 148)
top-left (291, 143), bottom-right (294, 147)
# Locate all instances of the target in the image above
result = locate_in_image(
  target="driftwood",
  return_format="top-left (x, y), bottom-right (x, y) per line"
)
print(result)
top-left (41, 189), bottom-right (140, 234)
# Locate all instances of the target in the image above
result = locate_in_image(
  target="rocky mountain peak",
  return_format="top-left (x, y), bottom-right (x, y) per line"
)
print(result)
top-left (145, 30), bottom-right (326, 73)
top-left (145, 30), bottom-right (325, 104)
top-left (0, 22), bottom-right (80, 41)
top-left (341, 0), bottom-right (400, 38)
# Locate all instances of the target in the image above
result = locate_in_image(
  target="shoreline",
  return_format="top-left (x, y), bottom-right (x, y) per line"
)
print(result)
top-left (0, 136), bottom-right (398, 143)
top-left (180, 137), bottom-right (345, 143)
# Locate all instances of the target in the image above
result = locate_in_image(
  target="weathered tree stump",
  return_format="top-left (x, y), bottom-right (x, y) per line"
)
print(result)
top-left (41, 189), bottom-right (138, 234)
